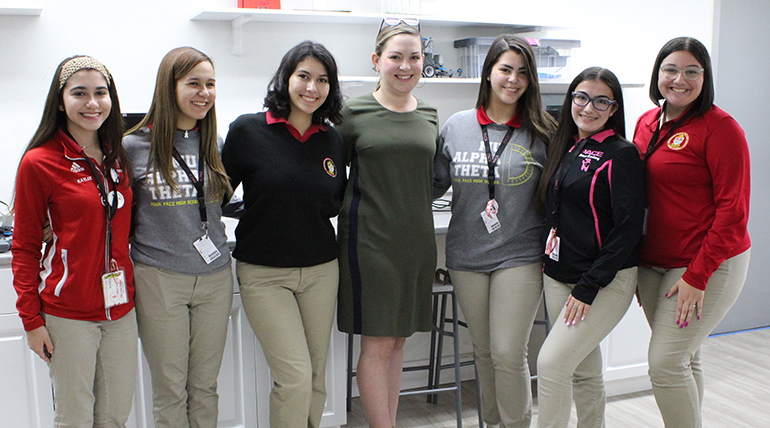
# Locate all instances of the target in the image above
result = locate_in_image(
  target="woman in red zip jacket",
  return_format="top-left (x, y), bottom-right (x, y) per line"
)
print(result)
top-left (633, 37), bottom-right (750, 428)
top-left (13, 55), bottom-right (136, 427)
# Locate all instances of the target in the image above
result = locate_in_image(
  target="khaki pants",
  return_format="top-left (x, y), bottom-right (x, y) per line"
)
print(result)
top-left (449, 263), bottom-right (543, 428)
top-left (637, 249), bottom-right (750, 428)
top-left (45, 309), bottom-right (138, 428)
top-left (134, 263), bottom-right (234, 428)
top-left (236, 259), bottom-right (339, 428)
top-left (537, 267), bottom-right (637, 428)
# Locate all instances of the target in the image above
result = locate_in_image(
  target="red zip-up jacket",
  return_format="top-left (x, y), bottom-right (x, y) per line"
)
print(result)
top-left (633, 105), bottom-right (750, 290)
top-left (13, 129), bottom-right (134, 331)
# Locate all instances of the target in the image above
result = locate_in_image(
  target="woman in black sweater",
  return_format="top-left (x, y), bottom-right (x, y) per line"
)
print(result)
top-left (221, 41), bottom-right (345, 428)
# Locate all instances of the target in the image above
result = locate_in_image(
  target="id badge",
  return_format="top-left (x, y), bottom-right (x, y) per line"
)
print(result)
top-left (545, 227), bottom-right (560, 262)
top-left (102, 270), bottom-right (128, 308)
top-left (480, 199), bottom-right (501, 234)
top-left (194, 234), bottom-right (221, 264)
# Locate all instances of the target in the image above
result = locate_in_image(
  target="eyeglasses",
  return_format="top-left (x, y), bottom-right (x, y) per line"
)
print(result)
top-left (571, 92), bottom-right (617, 112)
top-left (379, 17), bottom-right (420, 33)
top-left (660, 65), bottom-right (704, 81)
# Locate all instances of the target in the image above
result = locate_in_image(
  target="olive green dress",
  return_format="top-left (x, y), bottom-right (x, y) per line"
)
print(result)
top-left (337, 93), bottom-right (439, 337)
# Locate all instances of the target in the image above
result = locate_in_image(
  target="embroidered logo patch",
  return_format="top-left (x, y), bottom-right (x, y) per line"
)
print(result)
top-left (71, 162), bottom-right (84, 173)
top-left (667, 132), bottom-right (689, 151)
top-left (323, 158), bottom-right (337, 177)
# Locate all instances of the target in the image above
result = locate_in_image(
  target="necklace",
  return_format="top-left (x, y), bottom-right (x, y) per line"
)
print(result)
top-left (79, 142), bottom-right (98, 150)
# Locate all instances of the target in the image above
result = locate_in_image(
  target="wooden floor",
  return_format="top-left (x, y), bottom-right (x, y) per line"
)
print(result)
top-left (343, 327), bottom-right (770, 427)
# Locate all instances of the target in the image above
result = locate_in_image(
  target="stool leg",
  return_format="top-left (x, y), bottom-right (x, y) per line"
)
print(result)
top-left (451, 291), bottom-right (463, 428)
top-left (473, 352), bottom-right (483, 427)
top-left (346, 333), bottom-right (354, 412)
top-left (432, 293), bottom-right (449, 404)
top-left (427, 292), bottom-right (440, 403)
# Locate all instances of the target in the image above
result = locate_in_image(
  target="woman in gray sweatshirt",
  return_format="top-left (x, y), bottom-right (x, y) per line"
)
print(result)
top-left (434, 34), bottom-right (555, 428)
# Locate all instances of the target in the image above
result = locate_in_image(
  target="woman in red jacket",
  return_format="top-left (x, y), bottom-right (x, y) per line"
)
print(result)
top-left (13, 55), bottom-right (136, 427)
top-left (633, 37), bottom-right (751, 428)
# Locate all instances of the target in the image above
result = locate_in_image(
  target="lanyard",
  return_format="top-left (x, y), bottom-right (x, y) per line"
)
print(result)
top-left (481, 124), bottom-right (515, 201)
top-left (550, 137), bottom-right (590, 231)
top-left (172, 145), bottom-right (207, 229)
top-left (644, 101), bottom-right (694, 163)
top-left (81, 153), bottom-right (118, 271)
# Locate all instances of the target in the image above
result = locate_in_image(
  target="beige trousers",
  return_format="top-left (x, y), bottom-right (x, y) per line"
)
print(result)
top-left (45, 309), bottom-right (138, 428)
top-left (537, 267), bottom-right (637, 428)
top-left (637, 249), bottom-right (750, 428)
top-left (134, 263), bottom-right (234, 428)
top-left (449, 262), bottom-right (543, 428)
top-left (236, 259), bottom-right (339, 428)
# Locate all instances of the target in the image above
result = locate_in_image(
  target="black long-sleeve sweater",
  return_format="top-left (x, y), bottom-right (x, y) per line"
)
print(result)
top-left (222, 112), bottom-right (346, 267)
top-left (544, 130), bottom-right (645, 304)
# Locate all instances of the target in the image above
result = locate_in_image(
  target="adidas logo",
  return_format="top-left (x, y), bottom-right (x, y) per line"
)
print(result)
top-left (71, 162), bottom-right (84, 173)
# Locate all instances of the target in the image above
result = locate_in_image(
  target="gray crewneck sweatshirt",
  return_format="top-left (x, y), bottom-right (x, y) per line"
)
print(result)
top-left (124, 128), bottom-right (231, 275)
top-left (434, 108), bottom-right (546, 272)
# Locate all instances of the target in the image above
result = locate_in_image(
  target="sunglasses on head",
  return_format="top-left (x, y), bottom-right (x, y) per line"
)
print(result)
top-left (379, 17), bottom-right (420, 33)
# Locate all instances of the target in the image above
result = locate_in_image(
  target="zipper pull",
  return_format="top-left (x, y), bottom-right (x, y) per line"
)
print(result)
top-left (184, 129), bottom-right (189, 139)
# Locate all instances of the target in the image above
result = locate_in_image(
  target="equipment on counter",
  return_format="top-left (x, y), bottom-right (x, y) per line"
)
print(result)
top-left (422, 38), bottom-right (453, 78)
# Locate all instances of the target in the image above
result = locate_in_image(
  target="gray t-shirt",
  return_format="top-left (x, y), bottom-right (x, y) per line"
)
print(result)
top-left (124, 128), bottom-right (231, 275)
top-left (434, 108), bottom-right (546, 272)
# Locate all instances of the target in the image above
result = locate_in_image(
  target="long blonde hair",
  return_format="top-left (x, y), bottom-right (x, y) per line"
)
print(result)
top-left (127, 47), bottom-right (232, 200)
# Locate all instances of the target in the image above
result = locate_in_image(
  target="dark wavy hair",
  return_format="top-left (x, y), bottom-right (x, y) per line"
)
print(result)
top-left (648, 36), bottom-right (714, 117)
top-left (476, 34), bottom-right (556, 147)
top-left (264, 41), bottom-right (344, 125)
top-left (537, 67), bottom-right (626, 207)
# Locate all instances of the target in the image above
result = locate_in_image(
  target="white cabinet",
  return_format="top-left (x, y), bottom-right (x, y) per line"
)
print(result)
top-left (0, 313), bottom-right (54, 428)
top-left (132, 291), bottom-right (259, 428)
top-left (0, 257), bottom-right (347, 428)
top-left (0, 261), bottom-right (54, 428)
top-left (601, 302), bottom-right (653, 396)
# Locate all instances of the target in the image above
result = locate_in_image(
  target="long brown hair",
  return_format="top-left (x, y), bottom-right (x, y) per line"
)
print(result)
top-left (15, 55), bottom-right (130, 209)
top-left (127, 47), bottom-right (232, 200)
top-left (476, 35), bottom-right (556, 144)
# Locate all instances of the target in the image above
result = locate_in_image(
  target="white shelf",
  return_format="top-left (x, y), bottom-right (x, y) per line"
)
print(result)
top-left (190, 8), bottom-right (542, 55)
top-left (340, 76), bottom-right (576, 93)
top-left (341, 76), bottom-right (481, 84)
top-left (0, 6), bottom-right (42, 16)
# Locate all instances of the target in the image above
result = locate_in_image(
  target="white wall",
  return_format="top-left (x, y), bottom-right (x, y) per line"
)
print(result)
top-left (0, 0), bottom-right (715, 204)
top-left (711, 0), bottom-right (770, 333)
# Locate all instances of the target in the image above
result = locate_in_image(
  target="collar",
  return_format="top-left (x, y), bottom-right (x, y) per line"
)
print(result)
top-left (649, 101), bottom-right (697, 131)
top-left (575, 128), bottom-right (615, 143)
top-left (266, 110), bottom-right (327, 143)
top-left (57, 128), bottom-right (92, 160)
top-left (477, 106), bottom-right (523, 128)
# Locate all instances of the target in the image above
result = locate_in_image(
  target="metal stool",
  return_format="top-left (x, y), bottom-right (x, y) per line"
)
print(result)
top-left (345, 269), bottom-right (474, 427)
top-left (430, 270), bottom-right (552, 427)
top-left (429, 268), bottom-right (483, 427)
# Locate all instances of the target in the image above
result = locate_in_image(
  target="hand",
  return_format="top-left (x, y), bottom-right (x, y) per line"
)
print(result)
top-left (666, 277), bottom-right (705, 328)
top-left (564, 295), bottom-right (591, 326)
top-left (26, 326), bottom-right (54, 362)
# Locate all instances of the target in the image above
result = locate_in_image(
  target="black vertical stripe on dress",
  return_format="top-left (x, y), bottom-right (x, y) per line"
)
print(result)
top-left (348, 154), bottom-right (363, 334)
